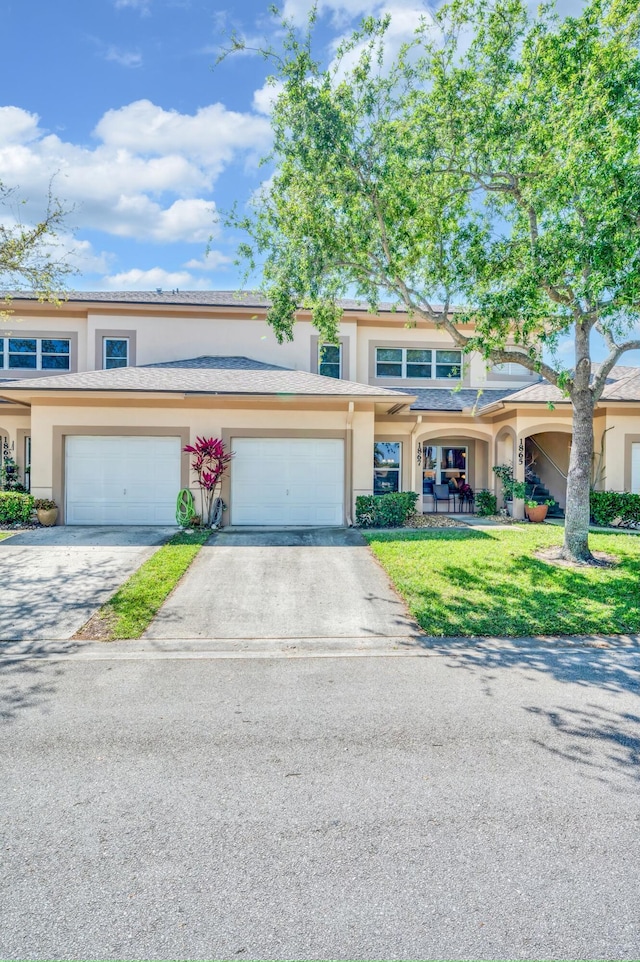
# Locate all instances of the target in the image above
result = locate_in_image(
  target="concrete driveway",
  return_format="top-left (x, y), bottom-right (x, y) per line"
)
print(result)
top-left (0, 526), bottom-right (176, 641)
top-left (145, 527), bottom-right (421, 642)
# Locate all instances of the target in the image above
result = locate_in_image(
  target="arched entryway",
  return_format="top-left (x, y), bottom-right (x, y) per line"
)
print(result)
top-left (522, 425), bottom-right (572, 513)
top-left (417, 430), bottom-right (492, 513)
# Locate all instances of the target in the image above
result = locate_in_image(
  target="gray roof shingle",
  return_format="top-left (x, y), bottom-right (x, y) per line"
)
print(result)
top-left (410, 388), bottom-right (516, 412)
top-left (0, 355), bottom-right (412, 400)
top-left (3, 289), bottom-right (461, 315)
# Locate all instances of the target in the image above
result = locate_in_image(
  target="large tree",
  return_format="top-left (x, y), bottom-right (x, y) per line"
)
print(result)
top-left (233, 0), bottom-right (640, 562)
top-left (0, 182), bottom-right (71, 309)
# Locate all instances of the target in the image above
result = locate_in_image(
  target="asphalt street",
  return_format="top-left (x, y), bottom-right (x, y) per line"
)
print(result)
top-left (1, 643), bottom-right (639, 961)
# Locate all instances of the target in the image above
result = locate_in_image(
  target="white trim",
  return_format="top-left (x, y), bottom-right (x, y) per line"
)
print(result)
top-left (318, 342), bottom-right (342, 378)
top-left (0, 336), bottom-right (70, 371)
top-left (375, 347), bottom-right (463, 380)
top-left (103, 336), bottom-right (130, 369)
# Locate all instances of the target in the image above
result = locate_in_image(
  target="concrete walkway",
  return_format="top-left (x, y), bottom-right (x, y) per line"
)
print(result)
top-left (0, 526), bottom-right (175, 641)
top-left (144, 527), bottom-right (422, 641)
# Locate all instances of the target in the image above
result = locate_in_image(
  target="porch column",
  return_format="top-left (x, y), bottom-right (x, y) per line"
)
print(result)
top-left (410, 417), bottom-right (423, 511)
top-left (514, 435), bottom-right (526, 520)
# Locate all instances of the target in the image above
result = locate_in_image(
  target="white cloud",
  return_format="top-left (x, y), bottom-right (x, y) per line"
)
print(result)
top-left (114, 0), bottom-right (151, 14)
top-left (183, 250), bottom-right (233, 270)
top-left (99, 267), bottom-right (209, 290)
top-left (252, 80), bottom-right (284, 116)
top-left (105, 46), bottom-right (143, 68)
top-left (95, 99), bottom-right (271, 170)
top-left (0, 101), bottom-right (270, 243)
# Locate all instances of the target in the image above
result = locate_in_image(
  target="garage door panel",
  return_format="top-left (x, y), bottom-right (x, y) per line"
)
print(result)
top-left (632, 443), bottom-right (640, 494)
top-left (231, 437), bottom-right (344, 526)
top-left (66, 436), bottom-right (181, 525)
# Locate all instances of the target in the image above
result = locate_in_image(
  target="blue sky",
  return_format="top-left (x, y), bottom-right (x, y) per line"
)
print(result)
top-left (1, 0), bottom-right (586, 298)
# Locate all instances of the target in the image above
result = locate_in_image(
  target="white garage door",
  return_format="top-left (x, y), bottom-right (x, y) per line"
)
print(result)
top-left (66, 436), bottom-right (181, 525)
top-left (231, 437), bottom-right (344, 526)
top-left (632, 443), bottom-right (640, 494)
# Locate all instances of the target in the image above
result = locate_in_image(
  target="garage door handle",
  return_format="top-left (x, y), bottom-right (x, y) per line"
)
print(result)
top-left (123, 489), bottom-right (126, 495)
top-left (286, 489), bottom-right (289, 496)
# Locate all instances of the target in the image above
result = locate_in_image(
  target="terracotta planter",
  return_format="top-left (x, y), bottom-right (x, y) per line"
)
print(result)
top-left (525, 504), bottom-right (549, 523)
top-left (37, 507), bottom-right (58, 527)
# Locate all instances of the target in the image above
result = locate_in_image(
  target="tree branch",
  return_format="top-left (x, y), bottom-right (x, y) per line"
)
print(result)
top-left (592, 336), bottom-right (640, 400)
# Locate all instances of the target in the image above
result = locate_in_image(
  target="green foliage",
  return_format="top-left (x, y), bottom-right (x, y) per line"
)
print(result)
top-left (492, 464), bottom-right (526, 501)
top-left (231, 0), bottom-right (640, 561)
top-left (0, 182), bottom-right (72, 305)
top-left (590, 491), bottom-right (640, 527)
top-left (475, 489), bottom-right (497, 517)
top-left (0, 492), bottom-right (34, 523)
top-left (356, 491), bottom-right (419, 527)
top-left (85, 529), bottom-right (211, 640)
top-left (34, 499), bottom-right (57, 510)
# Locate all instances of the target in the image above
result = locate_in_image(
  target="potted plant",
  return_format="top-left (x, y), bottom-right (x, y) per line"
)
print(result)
top-left (525, 498), bottom-right (556, 523)
top-left (34, 498), bottom-right (58, 526)
top-left (501, 480), bottom-right (526, 516)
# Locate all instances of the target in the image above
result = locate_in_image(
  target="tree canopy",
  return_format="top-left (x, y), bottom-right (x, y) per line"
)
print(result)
top-left (0, 183), bottom-right (72, 307)
top-left (233, 0), bottom-right (640, 561)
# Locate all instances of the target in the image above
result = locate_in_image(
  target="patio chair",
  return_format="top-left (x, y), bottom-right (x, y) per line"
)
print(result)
top-left (432, 484), bottom-right (453, 513)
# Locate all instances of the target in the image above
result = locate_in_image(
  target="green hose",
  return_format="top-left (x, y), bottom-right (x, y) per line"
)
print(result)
top-left (176, 488), bottom-right (196, 527)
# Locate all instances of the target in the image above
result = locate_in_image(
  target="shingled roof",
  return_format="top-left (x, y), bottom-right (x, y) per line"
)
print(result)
top-left (477, 364), bottom-right (640, 410)
top-left (4, 289), bottom-right (463, 315)
top-left (0, 355), bottom-right (413, 400)
top-left (410, 387), bottom-right (516, 412)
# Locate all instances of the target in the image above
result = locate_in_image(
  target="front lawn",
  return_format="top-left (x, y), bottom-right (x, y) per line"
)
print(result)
top-left (364, 526), bottom-right (640, 636)
top-left (75, 528), bottom-right (211, 640)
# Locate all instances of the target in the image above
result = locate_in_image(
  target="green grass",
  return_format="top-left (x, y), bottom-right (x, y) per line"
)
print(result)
top-left (364, 526), bottom-right (640, 637)
top-left (0, 532), bottom-right (14, 541)
top-left (79, 529), bottom-right (211, 640)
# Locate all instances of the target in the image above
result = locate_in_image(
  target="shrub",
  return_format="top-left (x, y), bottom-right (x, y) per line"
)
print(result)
top-left (0, 492), bottom-right (35, 524)
top-left (590, 490), bottom-right (640, 527)
top-left (356, 491), bottom-right (419, 527)
top-left (475, 490), bottom-right (497, 517)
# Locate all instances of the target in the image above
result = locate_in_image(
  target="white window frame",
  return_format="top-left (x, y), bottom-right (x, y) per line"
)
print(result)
top-left (375, 347), bottom-right (462, 380)
top-left (0, 337), bottom-right (70, 371)
top-left (318, 342), bottom-right (342, 378)
top-left (103, 337), bottom-right (130, 370)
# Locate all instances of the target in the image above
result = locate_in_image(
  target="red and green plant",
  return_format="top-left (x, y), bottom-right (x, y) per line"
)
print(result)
top-left (183, 437), bottom-right (234, 526)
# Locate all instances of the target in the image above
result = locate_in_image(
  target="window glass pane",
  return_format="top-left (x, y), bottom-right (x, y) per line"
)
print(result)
top-left (376, 348), bottom-right (402, 362)
top-left (9, 353), bottom-right (36, 369)
top-left (319, 343), bottom-right (341, 379)
top-left (436, 350), bottom-right (461, 364)
top-left (435, 351), bottom-right (462, 379)
top-left (406, 349), bottom-right (431, 363)
top-left (41, 338), bottom-right (70, 355)
top-left (9, 338), bottom-right (37, 353)
top-left (105, 338), bottom-right (129, 369)
top-left (319, 362), bottom-right (341, 378)
top-left (0, 338), bottom-right (3, 368)
top-left (406, 363), bottom-right (431, 378)
top-left (105, 338), bottom-right (128, 358)
top-left (376, 362), bottom-right (402, 378)
top-left (319, 344), bottom-right (340, 364)
top-left (374, 442), bottom-right (401, 470)
top-left (42, 355), bottom-right (70, 370)
top-left (374, 471), bottom-right (399, 495)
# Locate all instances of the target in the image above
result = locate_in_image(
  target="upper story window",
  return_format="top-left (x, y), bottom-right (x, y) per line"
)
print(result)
top-left (375, 347), bottom-right (462, 380)
top-left (318, 343), bottom-right (342, 379)
top-left (0, 337), bottom-right (70, 371)
top-left (491, 362), bottom-right (531, 376)
top-left (103, 337), bottom-right (129, 369)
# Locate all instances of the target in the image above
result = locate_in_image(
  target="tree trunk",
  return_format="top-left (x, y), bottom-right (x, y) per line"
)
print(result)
top-left (562, 391), bottom-right (594, 562)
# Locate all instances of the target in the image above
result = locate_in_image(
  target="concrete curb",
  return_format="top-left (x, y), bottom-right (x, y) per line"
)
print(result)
top-left (1, 633), bottom-right (640, 661)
